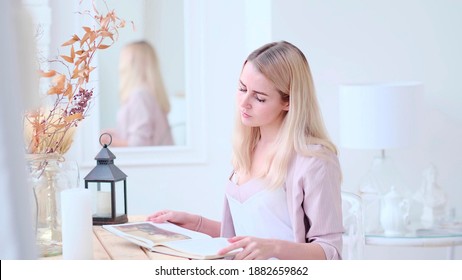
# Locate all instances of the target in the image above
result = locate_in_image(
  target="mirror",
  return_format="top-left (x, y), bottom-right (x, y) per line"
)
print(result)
top-left (98, 0), bottom-right (186, 146)
top-left (78, 0), bottom-right (205, 166)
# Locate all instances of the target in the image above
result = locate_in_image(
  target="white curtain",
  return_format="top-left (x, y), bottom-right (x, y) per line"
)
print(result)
top-left (0, 0), bottom-right (37, 259)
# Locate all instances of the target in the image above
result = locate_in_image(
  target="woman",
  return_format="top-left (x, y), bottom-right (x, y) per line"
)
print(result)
top-left (104, 41), bottom-right (174, 146)
top-left (148, 41), bottom-right (343, 259)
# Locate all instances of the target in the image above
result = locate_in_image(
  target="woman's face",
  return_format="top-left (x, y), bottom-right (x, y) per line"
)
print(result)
top-left (237, 62), bottom-right (289, 130)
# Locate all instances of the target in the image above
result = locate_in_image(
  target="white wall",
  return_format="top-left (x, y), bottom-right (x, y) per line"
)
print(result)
top-left (54, 0), bottom-right (461, 259)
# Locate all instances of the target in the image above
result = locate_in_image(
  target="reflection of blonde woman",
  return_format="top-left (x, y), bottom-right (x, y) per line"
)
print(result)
top-left (104, 41), bottom-right (174, 146)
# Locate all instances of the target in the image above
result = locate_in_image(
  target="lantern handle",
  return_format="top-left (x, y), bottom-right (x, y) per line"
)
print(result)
top-left (99, 133), bottom-right (112, 147)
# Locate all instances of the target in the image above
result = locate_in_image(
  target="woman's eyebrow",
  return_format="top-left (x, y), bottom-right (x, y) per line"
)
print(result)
top-left (239, 80), bottom-right (269, 96)
top-left (254, 90), bottom-right (268, 96)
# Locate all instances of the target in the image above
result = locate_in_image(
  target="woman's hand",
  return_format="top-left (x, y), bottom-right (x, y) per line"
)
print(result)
top-left (146, 210), bottom-right (200, 231)
top-left (218, 236), bottom-right (279, 260)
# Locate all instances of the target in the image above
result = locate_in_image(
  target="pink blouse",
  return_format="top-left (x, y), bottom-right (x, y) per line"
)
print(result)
top-left (116, 87), bottom-right (173, 146)
top-left (220, 145), bottom-right (343, 259)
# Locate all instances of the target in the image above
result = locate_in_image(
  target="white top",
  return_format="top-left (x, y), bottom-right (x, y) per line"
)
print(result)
top-left (226, 176), bottom-right (294, 241)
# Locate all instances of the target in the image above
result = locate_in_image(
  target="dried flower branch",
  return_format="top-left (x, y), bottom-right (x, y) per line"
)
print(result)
top-left (24, 0), bottom-right (125, 155)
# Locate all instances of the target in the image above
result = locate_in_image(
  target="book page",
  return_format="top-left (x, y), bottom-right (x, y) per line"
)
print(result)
top-left (104, 222), bottom-right (211, 248)
top-left (152, 237), bottom-right (240, 260)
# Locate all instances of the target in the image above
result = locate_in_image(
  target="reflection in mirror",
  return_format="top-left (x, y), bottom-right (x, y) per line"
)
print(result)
top-left (98, 0), bottom-right (185, 147)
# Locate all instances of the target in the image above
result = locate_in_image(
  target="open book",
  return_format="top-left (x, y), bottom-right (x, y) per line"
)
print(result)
top-left (103, 221), bottom-right (240, 260)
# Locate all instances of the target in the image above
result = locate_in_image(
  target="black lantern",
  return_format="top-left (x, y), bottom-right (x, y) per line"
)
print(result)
top-left (84, 133), bottom-right (128, 225)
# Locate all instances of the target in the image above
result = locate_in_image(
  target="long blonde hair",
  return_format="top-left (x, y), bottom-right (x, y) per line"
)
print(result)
top-left (232, 41), bottom-right (338, 188)
top-left (119, 41), bottom-right (170, 113)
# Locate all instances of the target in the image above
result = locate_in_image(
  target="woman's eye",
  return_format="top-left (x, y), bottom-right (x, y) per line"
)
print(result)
top-left (238, 87), bottom-right (246, 92)
top-left (255, 96), bottom-right (265, 103)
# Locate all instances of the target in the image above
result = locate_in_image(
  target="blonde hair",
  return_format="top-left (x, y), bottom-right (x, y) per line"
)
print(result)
top-left (232, 41), bottom-right (338, 188)
top-left (119, 41), bottom-right (170, 113)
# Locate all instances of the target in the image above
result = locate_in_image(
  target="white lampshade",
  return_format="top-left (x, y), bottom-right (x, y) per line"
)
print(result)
top-left (339, 82), bottom-right (423, 150)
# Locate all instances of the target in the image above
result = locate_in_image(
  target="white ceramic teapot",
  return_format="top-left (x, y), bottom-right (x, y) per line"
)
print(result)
top-left (380, 186), bottom-right (410, 236)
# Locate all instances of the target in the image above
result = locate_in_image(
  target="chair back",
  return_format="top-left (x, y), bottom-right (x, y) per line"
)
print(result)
top-left (341, 191), bottom-right (365, 259)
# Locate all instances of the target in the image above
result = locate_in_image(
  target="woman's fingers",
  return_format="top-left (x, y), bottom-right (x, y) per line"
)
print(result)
top-left (146, 210), bottom-right (172, 222)
top-left (228, 236), bottom-right (246, 243)
top-left (217, 236), bottom-right (247, 256)
top-left (146, 211), bottom-right (199, 231)
top-left (218, 236), bottom-right (273, 260)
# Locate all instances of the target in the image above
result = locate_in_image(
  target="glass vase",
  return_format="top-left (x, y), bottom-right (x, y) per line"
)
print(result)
top-left (26, 154), bottom-right (79, 257)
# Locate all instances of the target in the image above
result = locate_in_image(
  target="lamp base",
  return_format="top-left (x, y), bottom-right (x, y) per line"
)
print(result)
top-left (359, 153), bottom-right (408, 234)
top-left (92, 214), bottom-right (128, 225)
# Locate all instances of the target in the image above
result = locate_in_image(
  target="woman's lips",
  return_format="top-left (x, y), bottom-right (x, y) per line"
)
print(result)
top-left (241, 111), bottom-right (251, 118)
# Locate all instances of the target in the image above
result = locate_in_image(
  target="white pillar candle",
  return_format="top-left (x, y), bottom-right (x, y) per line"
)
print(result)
top-left (61, 188), bottom-right (93, 260)
top-left (96, 191), bottom-right (112, 216)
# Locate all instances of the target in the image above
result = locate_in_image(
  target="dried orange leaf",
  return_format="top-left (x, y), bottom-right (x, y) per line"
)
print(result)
top-left (89, 31), bottom-right (97, 45)
top-left (100, 31), bottom-right (113, 39)
top-left (80, 32), bottom-right (91, 47)
top-left (83, 26), bottom-right (92, 32)
top-left (47, 86), bottom-right (63, 95)
top-left (71, 67), bottom-right (79, 79)
top-left (100, 17), bottom-right (110, 29)
top-left (38, 69), bottom-right (56, 78)
top-left (52, 74), bottom-right (66, 87)
top-left (97, 44), bottom-right (110, 49)
top-left (61, 55), bottom-right (74, 64)
top-left (64, 85), bottom-right (73, 99)
top-left (70, 45), bottom-right (75, 59)
top-left (75, 57), bottom-right (85, 68)
top-left (65, 113), bottom-right (83, 123)
top-left (61, 37), bottom-right (77, 47)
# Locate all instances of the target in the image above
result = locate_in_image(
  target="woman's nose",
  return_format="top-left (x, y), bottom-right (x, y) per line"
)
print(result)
top-left (239, 93), bottom-right (252, 109)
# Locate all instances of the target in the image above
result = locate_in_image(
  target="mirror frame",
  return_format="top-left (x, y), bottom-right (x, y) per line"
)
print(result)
top-left (77, 0), bottom-right (206, 167)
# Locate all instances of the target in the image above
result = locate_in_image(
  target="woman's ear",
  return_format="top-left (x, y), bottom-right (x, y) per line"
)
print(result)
top-left (283, 101), bottom-right (290, 111)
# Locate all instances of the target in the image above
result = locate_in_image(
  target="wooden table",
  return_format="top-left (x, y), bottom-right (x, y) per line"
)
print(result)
top-left (92, 216), bottom-right (187, 260)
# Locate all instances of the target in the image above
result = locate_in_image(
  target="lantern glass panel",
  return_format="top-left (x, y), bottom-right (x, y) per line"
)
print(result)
top-left (87, 181), bottom-right (112, 218)
top-left (114, 180), bottom-right (126, 216)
